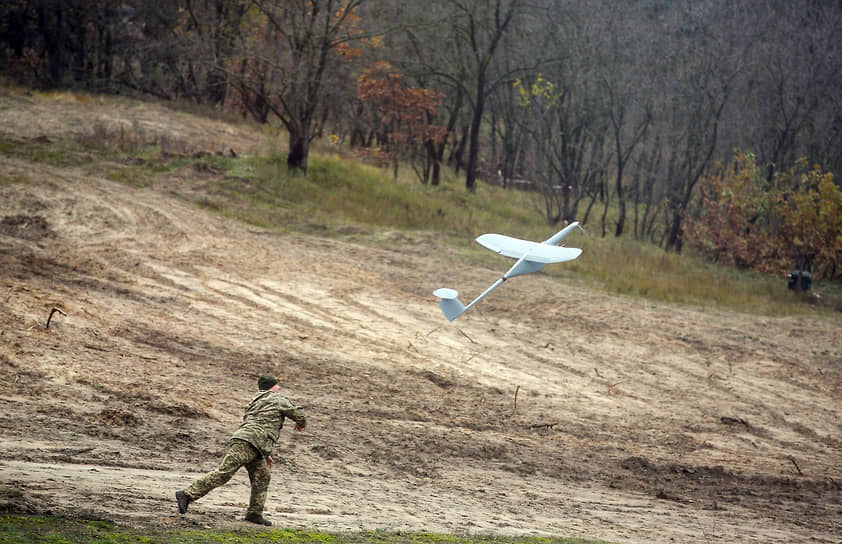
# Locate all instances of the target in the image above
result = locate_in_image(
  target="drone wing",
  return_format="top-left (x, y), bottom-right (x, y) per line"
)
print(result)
top-left (476, 234), bottom-right (582, 263)
top-left (476, 233), bottom-right (534, 258)
top-left (524, 244), bottom-right (582, 263)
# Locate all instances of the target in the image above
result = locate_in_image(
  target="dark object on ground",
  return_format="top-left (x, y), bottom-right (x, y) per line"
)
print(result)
top-left (788, 269), bottom-right (812, 291)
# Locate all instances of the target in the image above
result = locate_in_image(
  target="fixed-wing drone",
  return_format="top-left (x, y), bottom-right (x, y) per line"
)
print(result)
top-left (433, 222), bottom-right (584, 321)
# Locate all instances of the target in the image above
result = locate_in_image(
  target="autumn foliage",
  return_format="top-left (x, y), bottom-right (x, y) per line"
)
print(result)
top-left (777, 161), bottom-right (842, 280)
top-left (685, 151), bottom-right (842, 280)
top-left (356, 62), bottom-right (446, 170)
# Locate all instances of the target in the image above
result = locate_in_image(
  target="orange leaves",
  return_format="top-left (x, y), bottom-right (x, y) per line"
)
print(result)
top-left (332, 1), bottom-right (383, 60)
top-left (357, 62), bottom-right (446, 145)
top-left (334, 1), bottom-right (360, 26)
top-left (335, 42), bottom-right (365, 60)
top-left (354, 61), bottom-right (447, 178)
top-left (357, 62), bottom-right (405, 109)
top-left (685, 151), bottom-right (778, 271)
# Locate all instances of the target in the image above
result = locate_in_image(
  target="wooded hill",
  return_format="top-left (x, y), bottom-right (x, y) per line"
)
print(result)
top-left (2, 0), bottom-right (840, 279)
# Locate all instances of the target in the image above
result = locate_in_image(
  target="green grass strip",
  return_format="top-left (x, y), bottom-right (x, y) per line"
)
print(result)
top-left (0, 516), bottom-right (611, 544)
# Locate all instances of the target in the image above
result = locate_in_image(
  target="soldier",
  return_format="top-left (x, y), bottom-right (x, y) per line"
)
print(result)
top-left (175, 375), bottom-right (306, 526)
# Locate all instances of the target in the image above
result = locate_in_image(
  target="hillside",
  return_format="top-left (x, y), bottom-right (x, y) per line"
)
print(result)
top-left (1, 88), bottom-right (840, 544)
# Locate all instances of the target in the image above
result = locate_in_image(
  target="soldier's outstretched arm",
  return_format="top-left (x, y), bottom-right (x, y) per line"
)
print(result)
top-left (277, 396), bottom-right (307, 430)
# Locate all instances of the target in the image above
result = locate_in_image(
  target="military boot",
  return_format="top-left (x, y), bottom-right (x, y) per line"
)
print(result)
top-left (176, 490), bottom-right (192, 514)
top-left (245, 513), bottom-right (272, 526)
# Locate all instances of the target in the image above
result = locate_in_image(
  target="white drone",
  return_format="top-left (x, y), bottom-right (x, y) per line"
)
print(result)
top-left (433, 222), bottom-right (584, 321)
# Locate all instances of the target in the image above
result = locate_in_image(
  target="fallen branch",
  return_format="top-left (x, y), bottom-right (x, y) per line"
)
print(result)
top-left (656, 489), bottom-right (691, 503)
top-left (458, 329), bottom-right (478, 344)
top-left (462, 347), bottom-right (489, 363)
top-left (608, 378), bottom-right (631, 395)
top-left (513, 385), bottom-right (520, 415)
top-left (788, 456), bottom-right (803, 476)
top-left (529, 423), bottom-right (557, 430)
top-left (720, 416), bottom-right (749, 427)
top-left (45, 307), bottom-right (66, 329)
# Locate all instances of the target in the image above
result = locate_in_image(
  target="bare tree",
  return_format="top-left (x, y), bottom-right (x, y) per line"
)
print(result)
top-left (180, 0), bottom-right (249, 106)
top-left (588, 2), bottom-right (653, 237)
top-left (403, 0), bottom-right (530, 192)
top-left (514, 66), bottom-right (609, 224)
top-left (230, 0), bottom-right (367, 172)
top-left (741, 1), bottom-right (842, 181)
top-left (643, 1), bottom-right (745, 251)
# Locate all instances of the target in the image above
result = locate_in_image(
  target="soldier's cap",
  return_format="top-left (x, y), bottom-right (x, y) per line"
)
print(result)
top-left (257, 375), bottom-right (279, 390)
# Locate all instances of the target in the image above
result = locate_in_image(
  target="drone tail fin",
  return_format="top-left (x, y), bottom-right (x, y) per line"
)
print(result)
top-left (433, 288), bottom-right (466, 322)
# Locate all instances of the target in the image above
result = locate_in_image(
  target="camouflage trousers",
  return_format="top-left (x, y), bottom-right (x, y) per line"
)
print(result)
top-left (184, 438), bottom-right (271, 516)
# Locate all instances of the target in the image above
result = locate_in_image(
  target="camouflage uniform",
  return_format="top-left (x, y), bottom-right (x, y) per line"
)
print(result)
top-left (182, 390), bottom-right (306, 518)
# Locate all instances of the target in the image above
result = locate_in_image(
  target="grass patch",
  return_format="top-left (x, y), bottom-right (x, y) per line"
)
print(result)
top-left (208, 153), bottom-right (539, 238)
top-left (0, 516), bottom-right (610, 544)
top-left (104, 154), bottom-right (192, 187)
top-left (556, 236), bottom-right (822, 314)
top-left (0, 172), bottom-right (34, 186)
top-left (0, 137), bottom-right (94, 168)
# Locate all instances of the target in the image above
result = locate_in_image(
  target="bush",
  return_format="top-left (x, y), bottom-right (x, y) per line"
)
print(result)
top-left (684, 151), bottom-right (842, 281)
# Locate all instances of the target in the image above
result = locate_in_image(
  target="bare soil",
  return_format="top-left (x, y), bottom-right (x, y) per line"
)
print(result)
top-left (1, 87), bottom-right (840, 543)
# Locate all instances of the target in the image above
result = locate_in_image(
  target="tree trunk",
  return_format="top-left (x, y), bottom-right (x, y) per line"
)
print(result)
top-left (665, 207), bottom-right (683, 252)
top-left (425, 140), bottom-right (442, 186)
top-left (465, 102), bottom-right (482, 192)
top-left (615, 159), bottom-right (626, 237)
top-left (287, 126), bottom-right (310, 172)
top-left (466, 70), bottom-right (485, 193)
top-left (451, 124), bottom-right (468, 173)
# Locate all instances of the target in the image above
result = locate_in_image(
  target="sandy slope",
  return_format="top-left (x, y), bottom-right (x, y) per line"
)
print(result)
top-left (1, 88), bottom-right (840, 543)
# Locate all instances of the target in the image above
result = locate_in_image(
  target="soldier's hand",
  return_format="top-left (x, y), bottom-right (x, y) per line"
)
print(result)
top-left (294, 424), bottom-right (304, 432)
top-left (266, 456), bottom-right (274, 469)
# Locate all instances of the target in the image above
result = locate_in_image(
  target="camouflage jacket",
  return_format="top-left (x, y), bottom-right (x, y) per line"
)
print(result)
top-left (230, 390), bottom-right (306, 457)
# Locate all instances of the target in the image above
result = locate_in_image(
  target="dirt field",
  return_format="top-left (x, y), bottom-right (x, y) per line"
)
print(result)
top-left (1, 88), bottom-right (840, 544)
